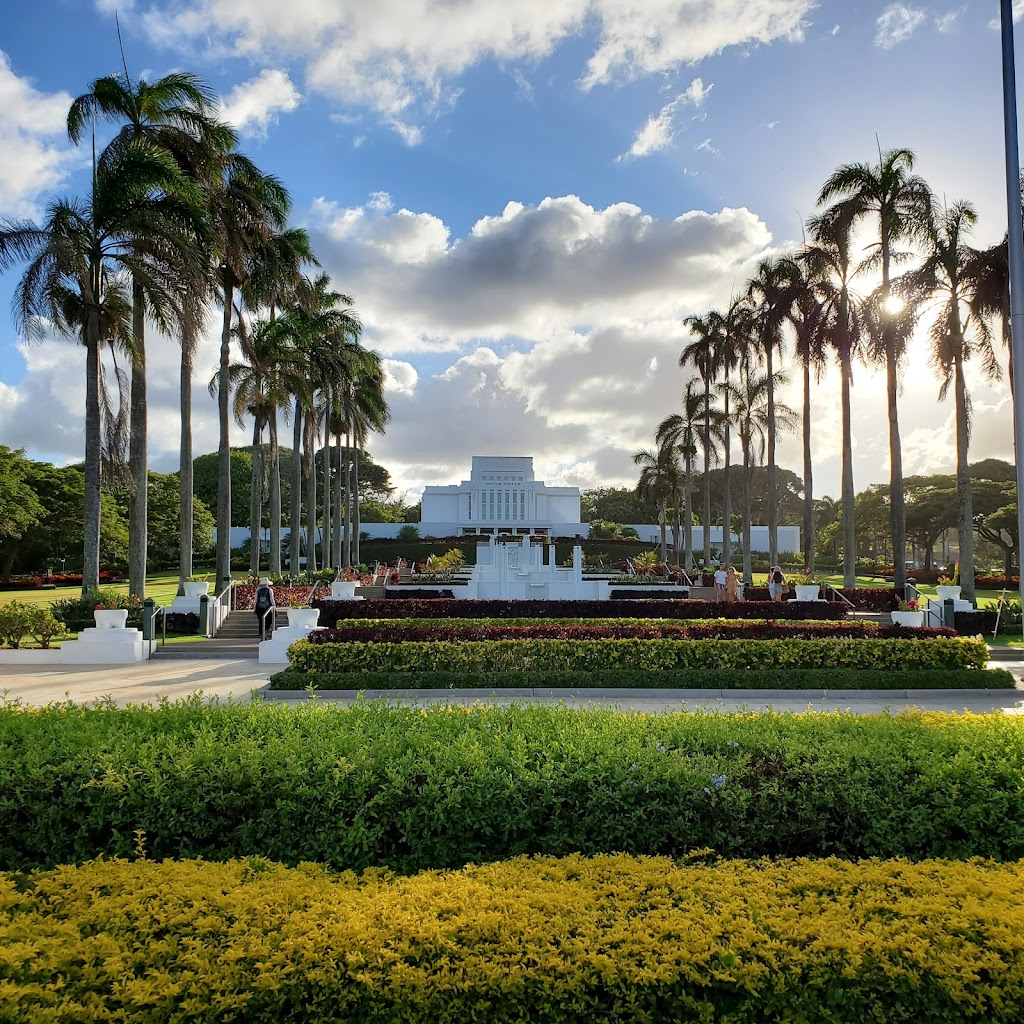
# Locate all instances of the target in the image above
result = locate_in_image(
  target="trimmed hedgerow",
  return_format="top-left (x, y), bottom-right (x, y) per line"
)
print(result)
top-left (309, 618), bottom-right (956, 643)
top-left (4, 853), bottom-right (1024, 1024)
top-left (287, 636), bottom-right (989, 674)
top-left (312, 597), bottom-right (848, 624)
top-left (268, 666), bottom-right (1015, 691)
top-left (3, 701), bottom-right (1024, 871)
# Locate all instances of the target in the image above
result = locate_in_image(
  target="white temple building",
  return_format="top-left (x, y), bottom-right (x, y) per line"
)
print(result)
top-left (418, 456), bottom-right (582, 537)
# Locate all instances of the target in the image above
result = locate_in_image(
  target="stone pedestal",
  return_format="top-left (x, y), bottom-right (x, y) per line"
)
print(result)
top-left (60, 627), bottom-right (151, 664)
top-left (259, 625), bottom-right (324, 665)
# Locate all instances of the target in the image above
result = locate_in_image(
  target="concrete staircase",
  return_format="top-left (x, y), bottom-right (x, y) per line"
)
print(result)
top-left (154, 609), bottom-right (275, 660)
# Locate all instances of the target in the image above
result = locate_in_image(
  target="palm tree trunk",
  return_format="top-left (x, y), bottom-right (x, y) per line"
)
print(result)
top-left (742, 443), bottom-right (753, 586)
top-left (702, 379), bottom-right (711, 566)
top-left (127, 281), bottom-right (148, 600)
top-left (249, 417), bottom-right (262, 576)
top-left (882, 246), bottom-right (907, 591)
top-left (839, 346), bottom-right (856, 589)
top-left (765, 344), bottom-right (778, 565)
top-left (178, 327), bottom-right (194, 588)
top-left (304, 412), bottom-right (318, 572)
top-left (683, 461), bottom-right (693, 572)
top-left (722, 388), bottom-right (732, 567)
top-left (269, 414), bottom-right (282, 575)
top-left (954, 355), bottom-right (975, 603)
top-left (82, 332), bottom-right (103, 595)
top-left (658, 500), bottom-right (667, 564)
top-left (215, 281), bottom-right (234, 591)
top-left (343, 430), bottom-right (352, 566)
top-left (353, 441), bottom-right (362, 565)
top-left (322, 393), bottom-right (332, 569)
top-left (290, 400), bottom-right (302, 575)
top-left (671, 499), bottom-right (681, 560)
top-left (801, 356), bottom-right (813, 571)
top-left (332, 430), bottom-right (343, 568)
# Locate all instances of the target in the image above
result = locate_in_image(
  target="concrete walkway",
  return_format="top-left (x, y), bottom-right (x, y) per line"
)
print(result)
top-left (0, 659), bottom-right (1022, 715)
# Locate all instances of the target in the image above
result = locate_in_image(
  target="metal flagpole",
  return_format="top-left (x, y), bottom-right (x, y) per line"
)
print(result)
top-left (1000, 0), bottom-right (1024, 630)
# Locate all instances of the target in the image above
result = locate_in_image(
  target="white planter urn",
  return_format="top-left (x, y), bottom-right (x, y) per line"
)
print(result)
top-left (890, 610), bottom-right (924, 628)
top-left (794, 585), bottom-right (821, 602)
top-left (934, 585), bottom-right (961, 603)
top-left (183, 581), bottom-right (211, 597)
top-left (287, 608), bottom-right (320, 630)
top-left (330, 581), bottom-right (357, 599)
top-left (94, 609), bottom-right (129, 629)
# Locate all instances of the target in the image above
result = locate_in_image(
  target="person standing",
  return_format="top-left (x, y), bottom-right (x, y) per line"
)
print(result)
top-left (768, 566), bottom-right (785, 603)
top-left (714, 565), bottom-right (727, 602)
top-left (726, 565), bottom-right (739, 602)
top-left (254, 576), bottom-right (276, 640)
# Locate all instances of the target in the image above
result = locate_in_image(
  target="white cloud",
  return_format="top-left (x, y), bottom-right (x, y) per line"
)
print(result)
top-left (874, 4), bottom-right (926, 49)
top-left (124, 0), bottom-right (813, 139)
top-left (989, 1), bottom-right (1024, 28)
top-left (618, 78), bottom-right (714, 161)
top-left (0, 52), bottom-right (80, 218)
top-left (696, 137), bottom-right (720, 156)
top-left (831, 24), bottom-right (840, 35)
top-left (935, 7), bottom-right (965, 33)
top-left (218, 69), bottom-right (301, 138)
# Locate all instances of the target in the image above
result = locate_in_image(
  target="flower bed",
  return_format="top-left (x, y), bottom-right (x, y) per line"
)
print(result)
top-left (311, 598), bottom-right (848, 623)
top-left (5, 853), bottom-right (1024, 1024)
top-left (0, 570), bottom-right (121, 591)
top-left (3, 701), bottom-right (1024, 870)
top-left (288, 636), bottom-right (988, 674)
top-left (234, 584), bottom-right (327, 610)
top-left (310, 618), bottom-right (957, 643)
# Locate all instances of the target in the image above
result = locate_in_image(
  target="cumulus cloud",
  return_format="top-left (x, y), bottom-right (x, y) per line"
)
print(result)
top-left (0, 52), bottom-right (80, 218)
top-left (617, 77), bottom-right (712, 161)
top-left (218, 69), bottom-right (301, 138)
top-left (875, 4), bottom-right (926, 49)
top-left (121, 0), bottom-right (812, 139)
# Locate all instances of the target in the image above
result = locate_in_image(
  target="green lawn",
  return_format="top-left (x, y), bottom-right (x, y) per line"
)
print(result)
top-left (0, 568), bottom-right (232, 609)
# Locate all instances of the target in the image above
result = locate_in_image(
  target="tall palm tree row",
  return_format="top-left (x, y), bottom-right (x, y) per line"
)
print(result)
top-left (642, 143), bottom-right (1015, 593)
top-left (0, 67), bottom-right (392, 591)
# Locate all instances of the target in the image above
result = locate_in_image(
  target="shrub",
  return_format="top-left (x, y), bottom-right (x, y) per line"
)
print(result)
top-left (5, 854), bottom-right (1024, 1024)
top-left (26, 606), bottom-right (66, 648)
top-left (288, 636), bottom-right (988, 674)
top-left (268, 667), bottom-right (1014, 691)
top-left (396, 524), bottom-right (421, 541)
top-left (3, 701), bottom-right (1024, 870)
top-left (312, 598), bottom-right (848, 623)
top-left (50, 588), bottom-right (143, 631)
top-left (0, 601), bottom-right (31, 648)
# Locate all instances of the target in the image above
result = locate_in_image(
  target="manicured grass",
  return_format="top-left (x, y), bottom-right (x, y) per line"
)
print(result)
top-left (988, 634), bottom-right (1024, 648)
top-left (0, 567), bottom-right (233, 608)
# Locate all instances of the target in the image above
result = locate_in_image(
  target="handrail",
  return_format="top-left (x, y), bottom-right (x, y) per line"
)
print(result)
top-left (824, 584), bottom-right (855, 610)
top-left (259, 606), bottom-right (275, 640)
top-left (906, 583), bottom-right (943, 628)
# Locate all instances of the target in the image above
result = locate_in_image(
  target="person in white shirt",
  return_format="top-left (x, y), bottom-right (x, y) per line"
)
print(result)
top-left (714, 566), bottom-right (727, 601)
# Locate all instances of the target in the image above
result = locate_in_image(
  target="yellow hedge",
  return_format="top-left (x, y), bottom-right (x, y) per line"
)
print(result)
top-left (3, 854), bottom-right (1024, 1022)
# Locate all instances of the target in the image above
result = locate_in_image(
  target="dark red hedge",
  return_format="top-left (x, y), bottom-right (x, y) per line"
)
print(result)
top-left (311, 598), bottom-right (849, 624)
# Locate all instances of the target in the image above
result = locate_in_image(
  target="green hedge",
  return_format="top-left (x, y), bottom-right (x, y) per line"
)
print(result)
top-left (5, 853), bottom-right (1024, 1023)
top-left (3, 699), bottom-right (1024, 871)
top-left (288, 636), bottom-right (989, 674)
top-left (268, 666), bottom-right (1016, 690)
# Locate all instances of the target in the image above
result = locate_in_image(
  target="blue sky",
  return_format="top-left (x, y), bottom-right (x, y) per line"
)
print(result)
top-left (0, 0), bottom-right (1020, 502)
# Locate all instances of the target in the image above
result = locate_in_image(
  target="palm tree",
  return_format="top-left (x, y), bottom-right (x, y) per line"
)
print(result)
top-left (339, 348), bottom-right (390, 566)
top-left (0, 144), bottom-right (204, 593)
top-left (241, 227), bottom-right (317, 571)
top-left (68, 70), bottom-right (233, 598)
top-left (780, 256), bottom-right (828, 571)
top-left (727, 367), bottom-right (797, 584)
top-left (817, 146), bottom-right (932, 590)
top-left (746, 256), bottom-right (793, 567)
top-left (207, 155), bottom-right (291, 591)
top-left (714, 297), bottom-right (749, 567)
top-left (656, 378), bottom-right (708, 572)
top-left (680, 311), bottom-right (723, 565)
top-left (211, 315), bottom-right (302, 575)
top-left (633, 444), bottom-right (676, 564)
top-left (802, 206), bottom-right (864, 588)
top-left (898, 200), bottom-right (1001, 603)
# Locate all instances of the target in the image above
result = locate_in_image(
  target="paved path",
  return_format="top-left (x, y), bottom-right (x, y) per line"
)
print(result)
top-left (1, 660), bottom-right (1023, 715)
